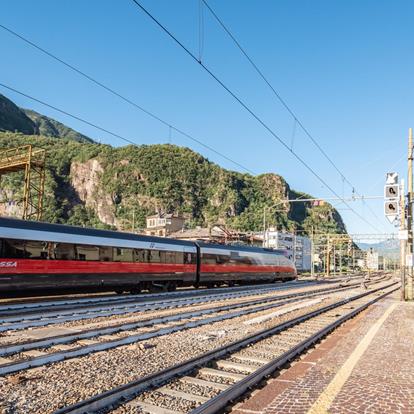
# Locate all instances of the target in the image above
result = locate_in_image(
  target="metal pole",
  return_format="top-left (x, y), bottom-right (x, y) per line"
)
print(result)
top-left (400, 179), bottom-right (406, 300)
top-left (408, 128), bottom-right (413, 300)
top-left (311, 226), bottom-right (315, 278)
top-left (262, 207), bottom-right (266, 248)
top-left (326, 235), bottom-right (330, 277)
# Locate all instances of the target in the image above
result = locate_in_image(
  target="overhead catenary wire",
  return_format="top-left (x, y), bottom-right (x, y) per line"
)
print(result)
top-left (201, 0), bottom-right (389, 232)
top-left (129, 0), bottom-right (382, 233)
top-left (0, 24), bottom-right (254, 175)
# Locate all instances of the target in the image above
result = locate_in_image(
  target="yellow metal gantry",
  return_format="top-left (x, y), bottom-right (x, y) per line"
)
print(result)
top-left (0, 145), bottom-right (46, 220)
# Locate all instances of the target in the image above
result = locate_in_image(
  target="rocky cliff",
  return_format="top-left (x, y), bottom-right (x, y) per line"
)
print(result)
top-left (0, 131), bottom-right (346, 235)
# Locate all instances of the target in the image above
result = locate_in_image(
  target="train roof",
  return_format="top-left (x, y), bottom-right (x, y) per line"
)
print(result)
top-left (0, 217), bottom-right (195, 247)
top-left (196, 241), bottom-right (286, 255)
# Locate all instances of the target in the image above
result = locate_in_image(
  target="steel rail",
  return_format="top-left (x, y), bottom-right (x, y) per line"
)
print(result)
top-left (0, 278), bottom-right (366, 332)
top-left (0, 284), bottom-right (307, 329)
top-left (52, 281), bottom-right (398, 414)
top-left (191, 286), bottom-right (398, 414)
top-left (0, 280), bottom-right (370, 375)
top-left (0, 280), bottom-right (309, 316)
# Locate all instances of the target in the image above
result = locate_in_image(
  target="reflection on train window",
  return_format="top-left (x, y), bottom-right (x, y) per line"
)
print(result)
top-left (201, 253), bottom-right (231, 265)
top-left (148, 250), bottom-right (163, 263)
top-left (99, 246), bottom-right (113, 262)
top-left (165, 251), bottom-right (175, 264)
top-left (134, 249), bottom-right (146, 262)
top-left (54, 243), bottom-right (76, 260)
top-left (25, 241), bottom-right (48, 259)
top-left (114, 248), bottom-right (133, 262)
top-left (77, 245), bottom-right (99, 261)
top-left (3, 239), bottom-right (26, 258)
top-left (184, 253), bottom-right (195, 264)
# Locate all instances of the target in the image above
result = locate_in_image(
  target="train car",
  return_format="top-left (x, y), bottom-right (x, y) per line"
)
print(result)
top-left (198, 242), bottom-right (296, 287)
top-left (0, 217), bottom-right (296, 296)
top-left (0, 217), bottom-right (197, 295)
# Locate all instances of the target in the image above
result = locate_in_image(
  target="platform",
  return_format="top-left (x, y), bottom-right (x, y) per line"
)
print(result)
top-left (233, 292), bottom-right (414, 414)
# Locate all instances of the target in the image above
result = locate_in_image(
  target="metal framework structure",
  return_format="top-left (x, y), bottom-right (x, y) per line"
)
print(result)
top-left (0, 145), bottom-right (46, 220)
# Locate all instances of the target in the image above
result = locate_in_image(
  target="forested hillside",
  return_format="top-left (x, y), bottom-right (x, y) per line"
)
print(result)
top-left (0, 131), bottom-right (346, 235)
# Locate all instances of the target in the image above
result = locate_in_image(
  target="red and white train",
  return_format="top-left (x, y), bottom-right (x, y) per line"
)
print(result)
top-left (0, 217), bottom-right (296, 295)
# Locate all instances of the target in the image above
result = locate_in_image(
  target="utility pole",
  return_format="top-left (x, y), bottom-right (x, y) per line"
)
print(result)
top-left (352, 247), bottom-right (355, 272)
top-left (262, 207), bottom-right (266, 248)
top-left (408, 128), bottom-right (413, 300)
top-left (400, 178), bottom-right (407, 300)
top-left (325, 235), bottom-right (331, 277)
top-left (310, 226), bottom-right (315, 278)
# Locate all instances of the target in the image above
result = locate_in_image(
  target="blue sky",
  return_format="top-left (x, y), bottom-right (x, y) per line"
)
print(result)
top-left (1, 0), bottom-right (413, 237)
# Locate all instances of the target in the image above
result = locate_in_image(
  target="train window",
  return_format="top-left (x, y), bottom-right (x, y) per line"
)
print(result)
top-left (175, 252), bottom-right (184, 264)
top-left (134, 249), bottom-right (146, 263)
top-left (216, 253), bottom-right (230, 264)
top-left (76, 245), bottom-right (99, 261)
top-left (165, 251), bottom-right (176, 264)
top-left (54, 243), bottom-right (76, 260)
top-left (25, 241), bottom-right (48, 259)
top-left (148, 250), bottom-right (163, 263)
top-left (114, 247), bottom-right (133, 262)
top-left (184, 253), bottom-right (194, 264)
top-left (202, 253), bottom-right (231, 264)
top-left (99, 246), bottom-right (113, 262)
top-left (3, 239), bottom-right (26, 258)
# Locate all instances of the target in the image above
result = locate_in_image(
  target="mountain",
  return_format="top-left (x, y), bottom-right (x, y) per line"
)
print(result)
top-left (0, 93), bottom-right (36, 135)
top-left (0, 130), bottom-right (347, 235)
top-left (357, 239), bottom-right (399, 257)
top-left (0, 93), bottom-right (348, 233)
top-left (0, 94), bottom-right (93, 143)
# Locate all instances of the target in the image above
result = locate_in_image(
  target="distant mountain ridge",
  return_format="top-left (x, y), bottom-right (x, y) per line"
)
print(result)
top-left (357, 239), bottom-right (399, 257)
top-left (0, 93), bottom-right (93, 143)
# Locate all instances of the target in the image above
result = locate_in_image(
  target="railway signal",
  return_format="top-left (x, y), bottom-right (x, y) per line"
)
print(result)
top-left (384, 173), bottom-right (399, 224)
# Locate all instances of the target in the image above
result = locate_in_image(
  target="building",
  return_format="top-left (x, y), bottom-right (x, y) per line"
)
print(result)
top-left (366, 249), bottom-right (379, 270)
top-left (145, 213), bottom-right (185, 237)
top-left (170, 225), bottom-right (247, 244)
top-left (258, 228), bottom-right (312, 272)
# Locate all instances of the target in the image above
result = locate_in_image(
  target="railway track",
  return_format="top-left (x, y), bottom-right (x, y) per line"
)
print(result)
top-left (0, 277), bottom-right (380, 376)
top-left (52, 280), bottom-right (398, 414)
top-left (0, 280), bottom-right (311, 316)
top-left (0, 282), bottom-right (318, 331)
top-left (0, 276), bottom-right (375, 332)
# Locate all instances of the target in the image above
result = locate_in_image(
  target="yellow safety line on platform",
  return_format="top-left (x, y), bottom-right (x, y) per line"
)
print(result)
top-left (306, 302), bottom-right (398, 414)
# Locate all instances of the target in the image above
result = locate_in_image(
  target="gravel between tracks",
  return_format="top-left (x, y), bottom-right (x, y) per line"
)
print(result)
top-left (0, 282), bottom-right (349, 347)
top-left (0, 282), bottom-right (387, 414)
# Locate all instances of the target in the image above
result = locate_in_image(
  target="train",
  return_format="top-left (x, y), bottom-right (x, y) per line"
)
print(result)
top-left (0, 217), bottom-right (296, 296)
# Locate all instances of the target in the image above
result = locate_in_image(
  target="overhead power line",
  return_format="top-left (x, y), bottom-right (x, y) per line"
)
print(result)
top-left (129, 0), bottom-right (381, 233)
top-left (0, 83), bottom-right (138, 146)
top-left (201, 1), bottom-right (388, 233)
top-left (0, 23), bottom-right (254, 175)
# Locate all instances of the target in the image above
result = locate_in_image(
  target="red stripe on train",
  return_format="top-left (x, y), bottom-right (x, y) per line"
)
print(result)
top-left (200, 264), bottom-right (296, 274)
top-left (0, 259), bottom-right (195, 274)
top-left (0, 260), bottom-right (295, 275)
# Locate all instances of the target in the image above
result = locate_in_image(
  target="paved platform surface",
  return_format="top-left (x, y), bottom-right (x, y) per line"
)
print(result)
top-left (232, 292), bottom-right (414, 414)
